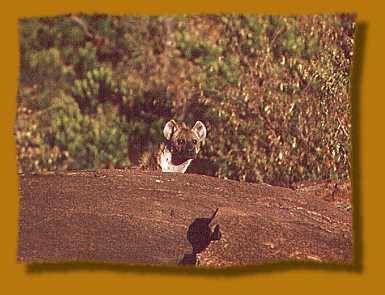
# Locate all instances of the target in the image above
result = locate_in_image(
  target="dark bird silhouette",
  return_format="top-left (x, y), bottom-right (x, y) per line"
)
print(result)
top-left (186, 208), bottom-right (221, 255)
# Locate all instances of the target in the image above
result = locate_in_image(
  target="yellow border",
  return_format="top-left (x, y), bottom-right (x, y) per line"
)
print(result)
top-left (1, 0), bottom-right (380, 293)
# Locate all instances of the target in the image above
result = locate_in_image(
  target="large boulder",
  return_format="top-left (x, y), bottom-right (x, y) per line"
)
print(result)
top-left (17, 169), bottom-right (352, 267)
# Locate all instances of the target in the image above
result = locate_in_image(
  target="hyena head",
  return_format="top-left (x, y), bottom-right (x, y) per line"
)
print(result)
top-left (163, 120), bottom-right (207, 165)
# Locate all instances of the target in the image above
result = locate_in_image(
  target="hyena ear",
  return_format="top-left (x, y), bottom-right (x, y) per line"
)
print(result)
top-left (192, 121), bottom-right (207, 141)
top-left (163, 120), bottom-right (178, 140)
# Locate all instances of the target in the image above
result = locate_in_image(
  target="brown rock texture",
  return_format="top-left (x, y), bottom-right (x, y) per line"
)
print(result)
top-left (17, 169), bottom-right (352, 267)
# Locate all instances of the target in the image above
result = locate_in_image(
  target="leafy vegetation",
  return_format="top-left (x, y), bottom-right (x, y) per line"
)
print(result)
top-left (16, 14), bottom-right (355, 186)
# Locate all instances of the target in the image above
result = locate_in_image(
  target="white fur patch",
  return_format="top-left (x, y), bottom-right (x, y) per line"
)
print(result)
top-left (160, 148), bottom-right (192, 173)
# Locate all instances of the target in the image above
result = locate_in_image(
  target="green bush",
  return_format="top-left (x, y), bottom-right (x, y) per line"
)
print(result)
top-left (16, 95), bottom-right (130, 172)
top-left (72, 66), bottom-right (128, 113)
top-left (16, 14), bottom-right (355, 187)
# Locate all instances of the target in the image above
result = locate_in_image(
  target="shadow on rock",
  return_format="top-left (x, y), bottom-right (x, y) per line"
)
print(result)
top-left (179, 208), bottom-right (221, 266)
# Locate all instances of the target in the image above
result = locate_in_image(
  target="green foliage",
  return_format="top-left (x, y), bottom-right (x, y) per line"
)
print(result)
top-left (16, 95), bottom-right (130, 172)
top-left (16, 14), bottom-right (355, 186)
top-left (72, 66), bottom-right (128, 113)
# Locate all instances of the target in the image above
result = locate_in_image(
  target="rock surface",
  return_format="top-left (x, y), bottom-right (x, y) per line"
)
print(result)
top-left (17, 169), bottom-right (352, 267)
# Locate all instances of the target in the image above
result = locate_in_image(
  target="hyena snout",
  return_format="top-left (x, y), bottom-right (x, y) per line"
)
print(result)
top-left (176, 138), bottom-right (198, 154)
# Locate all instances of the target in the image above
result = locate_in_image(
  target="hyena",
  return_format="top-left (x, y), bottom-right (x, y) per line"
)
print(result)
top-left (140, 120), bottom-right (207, 173)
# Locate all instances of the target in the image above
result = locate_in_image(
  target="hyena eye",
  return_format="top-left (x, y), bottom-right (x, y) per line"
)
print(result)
top-left (192, 139), bottom-right (197, 145)
top-left (177, 139), bottom-right (185, 145)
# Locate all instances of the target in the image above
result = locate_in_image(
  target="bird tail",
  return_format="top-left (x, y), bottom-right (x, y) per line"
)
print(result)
top-left (210, 208), bottom-right (219, 222)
